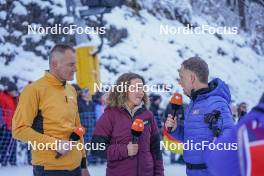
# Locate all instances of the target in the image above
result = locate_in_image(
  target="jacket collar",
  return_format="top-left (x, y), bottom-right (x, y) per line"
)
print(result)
top-left (190, 87), bottom-right (211, 101)
top-left (44, 71), bottom-right (66, 87)
top-left (190, 81), bottom-right (218, 101)
top-left (115, 102), bottom-right (145, 119)
top-left (124, 102), bottom-right (144, 117)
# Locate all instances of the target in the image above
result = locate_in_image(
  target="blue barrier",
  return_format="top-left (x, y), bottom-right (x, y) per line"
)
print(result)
top-left (0, 109), bottom-right (100, 166)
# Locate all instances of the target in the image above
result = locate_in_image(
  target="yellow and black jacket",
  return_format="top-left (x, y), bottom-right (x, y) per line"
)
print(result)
top-left (12, 71), bottom-right (86, 170)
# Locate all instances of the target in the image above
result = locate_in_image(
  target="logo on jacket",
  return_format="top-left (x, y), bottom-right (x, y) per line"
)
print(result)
top-left (192, 109), bottom-right (200, 115)
top-left (143, 119), bottom-right (151, 126)
top-left (68, 96), bottom-right (74, 100)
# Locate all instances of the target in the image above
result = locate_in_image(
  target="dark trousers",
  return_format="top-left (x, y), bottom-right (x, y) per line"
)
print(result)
top-left (33, 165), bottom-right (81, 176)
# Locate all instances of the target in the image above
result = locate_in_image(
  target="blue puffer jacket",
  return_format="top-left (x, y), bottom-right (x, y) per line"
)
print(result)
top-left (171, 78), bottom-right (234, 175)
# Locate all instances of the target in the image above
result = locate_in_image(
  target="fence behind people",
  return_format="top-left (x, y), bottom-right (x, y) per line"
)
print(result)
top-left (0, 108), bottom-right (98, 166)
top-left (0, 108), bottom-right (18, 166)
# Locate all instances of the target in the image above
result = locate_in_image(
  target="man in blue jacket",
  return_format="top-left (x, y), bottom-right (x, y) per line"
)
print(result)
top-left (165, 56), bottom-right (234, 176)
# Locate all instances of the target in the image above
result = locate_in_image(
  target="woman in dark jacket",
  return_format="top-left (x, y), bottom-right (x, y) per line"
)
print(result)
top-left (91, 73), bottom-right (164, 176)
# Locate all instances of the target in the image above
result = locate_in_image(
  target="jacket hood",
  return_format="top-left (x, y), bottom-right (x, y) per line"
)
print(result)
top-left (196, 78), bottom-right (231, 103)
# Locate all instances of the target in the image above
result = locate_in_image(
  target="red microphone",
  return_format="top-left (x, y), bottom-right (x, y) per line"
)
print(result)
top-left (168, 93), bottom-right (183, 132)
top-left (131, 119), bottom-right (144, 144)
top-left (55, 126), bottom-right (86, 159)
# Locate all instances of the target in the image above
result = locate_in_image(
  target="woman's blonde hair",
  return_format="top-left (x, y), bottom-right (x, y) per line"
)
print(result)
top-left (106, 73), bottom-right (149, 108)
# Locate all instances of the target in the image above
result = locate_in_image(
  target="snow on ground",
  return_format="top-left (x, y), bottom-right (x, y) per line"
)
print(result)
top-left (0, 154), bottom-right (187, 176)
top-left (0, 165), bottom-right (107, 176)
top-left (0, 164), bottom-right (186, 176)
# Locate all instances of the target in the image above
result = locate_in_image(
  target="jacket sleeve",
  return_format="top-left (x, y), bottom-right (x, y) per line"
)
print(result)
top-left (12, 85), bottom-right (57, 145)
top-left (150, 116), bottom-right (164, 176)
top-left (91, 110), bottom-right (128, 161)
top-left (205, 127), bottom-right (239, 176)
top-left (210, 99), bottom-right (234, 136)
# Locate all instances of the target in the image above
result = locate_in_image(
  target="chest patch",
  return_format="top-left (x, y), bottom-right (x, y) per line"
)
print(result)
top-left (192, 109), bottom-right (200, 115)
top-left (68, 96), bottom-right (74, 100)
top-left (143, 119), bottom-right (151, 126)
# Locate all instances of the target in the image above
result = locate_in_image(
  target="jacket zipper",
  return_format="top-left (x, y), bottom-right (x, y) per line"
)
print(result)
top-left (123, 108), bottom-right (143, 176)
top-left (134, 110), bottom-right (143, 176)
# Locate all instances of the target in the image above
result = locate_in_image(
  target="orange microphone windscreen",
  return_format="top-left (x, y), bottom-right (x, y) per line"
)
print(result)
top-left (74, 126), bottom-right (86, 137)
top-left (170, 92), bottom-right (182, 105)
top-left (131, 119), bottom-right (144, 132)
top-left (170, 93), bottom-right (183, 105)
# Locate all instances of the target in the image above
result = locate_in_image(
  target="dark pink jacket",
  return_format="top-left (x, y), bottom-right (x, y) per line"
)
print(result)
top-left (91, 106), bottom-right (164, 176)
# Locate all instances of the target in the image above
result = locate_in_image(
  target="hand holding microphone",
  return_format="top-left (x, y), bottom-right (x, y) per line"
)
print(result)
top-left (127, 142), bottom-right (138, 156)
top-left (165, 114), bottom-right (177, 132)
top-left (166, 93), bottom-right (183, 132)
top-left (128, 118), bottom-right (144, 157)
top-left (55, 140), bottom-right (72, 157)
top-left (55, 126), bottom-right (86, 159)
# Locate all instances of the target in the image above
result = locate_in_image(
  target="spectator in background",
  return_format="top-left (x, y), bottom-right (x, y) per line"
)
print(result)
top-left (230, 103), bottom-right (238, 124)
top-left (78, 88), bottom-right (94, 113)
top-left (92, 92), bottom-right (104, 121)
top-left (72, 84), bottom-right (98, 165)
top-left (78, 87), bottom-right (96, 163)
top-left (88, 91), bottom-right (105, 165)
top-left (72, 84), bottom-right (82, 98)
top-left (237, 102), bottom-right (247, 121)
top-left (149, 94), bottom-right (163, 133)
top-left (0, 81), bottom-right (18, 166)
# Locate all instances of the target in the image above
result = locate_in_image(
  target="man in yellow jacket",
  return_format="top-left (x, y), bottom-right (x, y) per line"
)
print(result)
top-left (12, 44), bottom-right (90, 176)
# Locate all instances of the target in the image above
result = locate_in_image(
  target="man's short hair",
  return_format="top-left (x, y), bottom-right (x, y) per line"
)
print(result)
top-left (182, 56), bottom-right (209, 84)
top-left (49, 44), bottom-right (75, 66)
